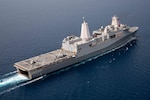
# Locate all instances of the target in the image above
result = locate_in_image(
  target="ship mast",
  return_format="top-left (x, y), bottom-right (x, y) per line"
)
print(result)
top-left (80, 17), bottom-right (91, 41)
top-left (111, 15), bottom-right (120, 27)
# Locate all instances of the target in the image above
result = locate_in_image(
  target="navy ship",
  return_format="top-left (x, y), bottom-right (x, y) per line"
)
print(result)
top-left (14, 16), bottom-right (138, 79)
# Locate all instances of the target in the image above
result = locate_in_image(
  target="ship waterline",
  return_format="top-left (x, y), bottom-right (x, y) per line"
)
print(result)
top-left (14, 16), bottom-right (138, 79)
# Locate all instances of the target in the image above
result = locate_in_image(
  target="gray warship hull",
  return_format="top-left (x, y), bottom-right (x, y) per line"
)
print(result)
top-left (14, 30), bottom-right (137, 79)
top-left (14, 16), bottom-right (138, 80)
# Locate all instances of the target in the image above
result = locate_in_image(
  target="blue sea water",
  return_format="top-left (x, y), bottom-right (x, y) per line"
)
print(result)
top-left (0, 0), bottom-right (150, 99)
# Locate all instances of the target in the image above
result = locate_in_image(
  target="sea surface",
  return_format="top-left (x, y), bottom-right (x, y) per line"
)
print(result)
top-left (0, 0), bottom-right (150, 100)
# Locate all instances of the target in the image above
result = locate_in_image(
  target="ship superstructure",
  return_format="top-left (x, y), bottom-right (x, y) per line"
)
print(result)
top-left (14, 16), bottom-right (138, 79)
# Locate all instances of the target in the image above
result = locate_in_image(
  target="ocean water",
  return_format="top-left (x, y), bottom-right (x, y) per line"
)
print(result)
top-left (0, 0), bottom-right (150, 100)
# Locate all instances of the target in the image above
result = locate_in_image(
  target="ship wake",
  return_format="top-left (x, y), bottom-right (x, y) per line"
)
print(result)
top-left (0, 71), bottom-right (43, 95)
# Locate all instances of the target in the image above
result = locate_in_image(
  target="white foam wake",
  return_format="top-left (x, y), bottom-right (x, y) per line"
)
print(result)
top-left (0, 74), bottom-right (28, 88)
top-left (0, 75), bottom-right (43, 95)
top-left (0, 71), bottom-right (17, 78)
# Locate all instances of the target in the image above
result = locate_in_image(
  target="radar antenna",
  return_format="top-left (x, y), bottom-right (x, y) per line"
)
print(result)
top-left (83, 17), bottom-right (85, 22)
